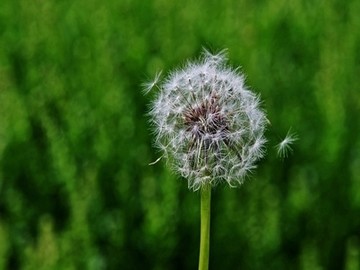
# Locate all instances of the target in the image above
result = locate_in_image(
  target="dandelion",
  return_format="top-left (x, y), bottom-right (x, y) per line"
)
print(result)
top-left (148, 50), bottom-right (268, 190)
top-left (276, 129), bottom-right (298, 158)
top-left (146, 49), bottom-right (268, 270)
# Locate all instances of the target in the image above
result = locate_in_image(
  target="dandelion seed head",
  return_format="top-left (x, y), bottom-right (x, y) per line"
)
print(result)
top-left (147, 50), bottom-right (268, 190)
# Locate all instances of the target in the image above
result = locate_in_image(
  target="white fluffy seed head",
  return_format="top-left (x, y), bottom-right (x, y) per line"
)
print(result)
top-left (147, 50), bottom-right (268, 190)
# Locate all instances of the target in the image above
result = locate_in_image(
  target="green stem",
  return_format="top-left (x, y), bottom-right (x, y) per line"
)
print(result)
top-left (198, 183), bottom-right (211, 270)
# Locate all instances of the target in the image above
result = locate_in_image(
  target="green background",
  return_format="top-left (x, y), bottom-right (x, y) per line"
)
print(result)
top-left (0, 0), bottom-right (360, 269)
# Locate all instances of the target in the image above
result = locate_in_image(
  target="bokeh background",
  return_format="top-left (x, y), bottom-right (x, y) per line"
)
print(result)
top-left (0, 0), bottom-right (360, 269)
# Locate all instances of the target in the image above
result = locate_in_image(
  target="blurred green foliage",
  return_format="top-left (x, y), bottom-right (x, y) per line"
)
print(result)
top-left (0, 0), bottom-right (360, 269)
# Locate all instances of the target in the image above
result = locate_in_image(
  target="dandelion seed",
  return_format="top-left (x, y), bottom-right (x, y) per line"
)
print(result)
top-left (142, 70), bottom-right (162, 94)
top-left (146, 50), bottom-right (268, 190)
top-left (148, 156), bottom-right (162, 166)
top-left (276, 130), bottom-right (298, 158)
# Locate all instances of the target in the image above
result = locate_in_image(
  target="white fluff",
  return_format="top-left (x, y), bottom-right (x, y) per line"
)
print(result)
top-left (147, 50), bottom-right (268, 190)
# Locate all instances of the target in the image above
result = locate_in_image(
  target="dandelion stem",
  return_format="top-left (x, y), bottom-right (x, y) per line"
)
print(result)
top-left (198, 183), bottom-right (211, 270)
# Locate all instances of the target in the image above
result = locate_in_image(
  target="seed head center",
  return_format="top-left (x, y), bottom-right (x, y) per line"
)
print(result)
top-left (183, 93), bottom-right (227, 138)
